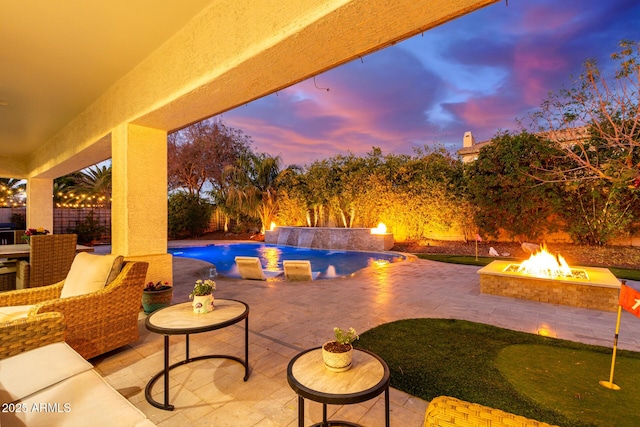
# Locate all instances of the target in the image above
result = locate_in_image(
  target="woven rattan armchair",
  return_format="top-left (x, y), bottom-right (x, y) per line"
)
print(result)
top-left (0, 261), bottom-right (149, 359)
top-left (0, 311), bottom-right (65, 360)
top-left (424, 396), bottom-right (558, 427)
top-left (16, 234), bottom-right (78, 289)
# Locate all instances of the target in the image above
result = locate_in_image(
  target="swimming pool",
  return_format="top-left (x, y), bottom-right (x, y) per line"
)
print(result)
top-left (169, 243), bottom-right (405, 279)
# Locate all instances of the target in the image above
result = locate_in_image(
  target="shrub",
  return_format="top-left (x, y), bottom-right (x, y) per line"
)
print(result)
top-left (69, 211), bottom-right (106, 245)
top-left (10, 213), bottom-right (25, 230)
top-left (168, 192), bottom-right (212, 239)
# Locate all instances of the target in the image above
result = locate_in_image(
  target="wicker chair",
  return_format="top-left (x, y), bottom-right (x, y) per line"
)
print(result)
top-left (16, 234), bottom-right (78, 289)
top-left (0, 311), bottom-right (66, 359)
top-left (424, 396), bottom-right (558, 427)
top-left (0, 261), bottom-right (149, 359)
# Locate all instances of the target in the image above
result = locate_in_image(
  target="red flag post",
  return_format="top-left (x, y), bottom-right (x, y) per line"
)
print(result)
top-left (619, 283), bottom-right (640, 317)
top-left (600, 281), bottom-right (640, 390)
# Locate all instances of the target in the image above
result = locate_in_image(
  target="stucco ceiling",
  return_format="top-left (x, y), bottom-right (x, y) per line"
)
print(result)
top-left (0, 0), bottom-right (214, 158)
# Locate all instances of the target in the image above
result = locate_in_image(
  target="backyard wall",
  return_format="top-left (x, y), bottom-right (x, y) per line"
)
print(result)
top-left (0, 207), bottom-right (111, 236)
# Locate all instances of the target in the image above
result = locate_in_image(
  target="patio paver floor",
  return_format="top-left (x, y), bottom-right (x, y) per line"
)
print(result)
top-left (92, 242), bottom-right (640, 426)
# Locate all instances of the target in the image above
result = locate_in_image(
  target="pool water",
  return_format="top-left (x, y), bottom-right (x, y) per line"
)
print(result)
top-left (169, 243), bottom-right (405, 279)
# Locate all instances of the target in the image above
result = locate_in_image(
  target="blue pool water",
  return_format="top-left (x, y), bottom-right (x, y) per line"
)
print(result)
top-left (169, 243), bottom-right (405, 279)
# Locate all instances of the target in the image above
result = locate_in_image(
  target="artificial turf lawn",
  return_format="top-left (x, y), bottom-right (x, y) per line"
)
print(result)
top-left (356, 318), bottom-right (640, 427)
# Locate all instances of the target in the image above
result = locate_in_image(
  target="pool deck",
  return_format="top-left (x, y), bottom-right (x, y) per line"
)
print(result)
top-left (91, 241), bottom-right (640, 426)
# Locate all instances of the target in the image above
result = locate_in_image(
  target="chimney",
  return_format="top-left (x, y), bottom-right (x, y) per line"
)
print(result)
top-left (463, 131), bottom-right (475, 148)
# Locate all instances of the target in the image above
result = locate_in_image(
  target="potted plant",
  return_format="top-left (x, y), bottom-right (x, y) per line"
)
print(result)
top-left (22, 227), bottom-right (50, 244)
top-left (322, 327), bottom-right (359, 372)
top-left (141, 281), bottom-right (173, 314)
top-left (189, 279), bottom-right (216, 314)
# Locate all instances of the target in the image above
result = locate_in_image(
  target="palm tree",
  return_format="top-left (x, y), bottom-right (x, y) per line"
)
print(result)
top-left (0, 178), bottom-right (26, 207)
top-left (222, 153), bottom-right (282, 233)
top-left (58, 164), bottom-right (112, 208)
top-left (53, 172), bottom-right (82, 207)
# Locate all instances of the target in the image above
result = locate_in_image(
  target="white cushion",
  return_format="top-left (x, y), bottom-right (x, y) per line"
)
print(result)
top-left (0, 370), bottom-right (148, 427)
top-left (0, 342), bottom-right (92, 402)
top-left (60, 253), bottom-right (122, 298)
top-left (0, 305), bottom-right (34, 323)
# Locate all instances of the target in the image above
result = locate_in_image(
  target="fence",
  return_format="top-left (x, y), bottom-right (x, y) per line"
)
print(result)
top-left (0, 207), bottom-right (230, 240)
top-left (0, 207), bottom-right (111, 237)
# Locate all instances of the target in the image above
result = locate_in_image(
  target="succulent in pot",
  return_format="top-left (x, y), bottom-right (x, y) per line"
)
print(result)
top-left (189, 279), bottom-right (216, 314)
top-left (322, 327), bottom-right (359, 372)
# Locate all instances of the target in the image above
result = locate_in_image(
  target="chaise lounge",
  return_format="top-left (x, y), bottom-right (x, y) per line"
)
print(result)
top-left (0, 312), bottom-right (156, 426)
top-left (235, 256), bottom-right (282, 280)
top-left (283, 260), bottom-right (320, 281)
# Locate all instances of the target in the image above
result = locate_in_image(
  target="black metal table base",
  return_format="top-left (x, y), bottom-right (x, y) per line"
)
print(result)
top-left (298, 387), bottom-right (390, 427)
top-left (309, 422), bottom-right (360, 427)
top-left (145, 315), bottom-right (249, 411)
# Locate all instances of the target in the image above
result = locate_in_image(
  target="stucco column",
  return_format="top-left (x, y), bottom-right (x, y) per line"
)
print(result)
top-left (26, 178), bottom-right (53, 233)
top-left (111, 123), bottom-right (172, 283)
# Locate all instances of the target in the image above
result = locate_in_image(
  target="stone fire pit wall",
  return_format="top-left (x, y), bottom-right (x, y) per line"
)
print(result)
top-left (478, 260), bottom-right (621, 312)
top-left (264, 227), bottom-right (394, 251)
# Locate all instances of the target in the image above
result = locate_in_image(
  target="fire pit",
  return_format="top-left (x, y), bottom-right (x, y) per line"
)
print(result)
top-left (478, 245), bottom-right (621, 311)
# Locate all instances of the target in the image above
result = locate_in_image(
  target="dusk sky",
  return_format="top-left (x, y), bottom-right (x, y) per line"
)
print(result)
top-left (218, 0), bottom-right (640, 167)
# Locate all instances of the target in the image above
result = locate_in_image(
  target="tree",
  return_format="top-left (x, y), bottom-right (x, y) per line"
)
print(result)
top-left (54, 173), bottom-right (81, 206)
top-left (69, 164), bottom-right (111, 207)
top-left (0, 178), bottom-right (26, 207)
top-left (305, 148), bottom-right (385, 228)
top-left (53, 165), bottom-right (111, 208)
top-left (532, 40), bottom-right (640, 189)
top-left (220, 153), bottom-right (282, 233)
top-left (167, 192), bottom-right (212, 238)
top-left (297, 146), bottom-right (471, 240)
top-left (466, 131), bottom-right (563, 241)
top-left (168, 118), bottom-right (251, 196)
top-left (558, 181), bottom-right (638, 245)
top-left (530, 40), bottom-right (640, 244)
top-left (274, 165), bottom-right (310, 227)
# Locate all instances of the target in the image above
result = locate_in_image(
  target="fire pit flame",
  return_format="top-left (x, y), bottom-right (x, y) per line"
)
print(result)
top-left (504, 244), bottom-right (589, 280)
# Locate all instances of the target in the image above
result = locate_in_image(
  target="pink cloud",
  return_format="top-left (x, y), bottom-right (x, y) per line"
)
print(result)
top-left (512, 46), bottom-right (569, 105)
top-left (444, 96), bottom-right (517, 131)
top-left (217, 0), bottom-right (638, 164)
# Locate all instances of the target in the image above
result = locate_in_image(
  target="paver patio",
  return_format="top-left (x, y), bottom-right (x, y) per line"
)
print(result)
top-left (92, 241), bottom-right (640, 426)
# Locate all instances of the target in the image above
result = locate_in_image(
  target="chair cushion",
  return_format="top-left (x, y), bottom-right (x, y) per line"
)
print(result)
top-left (0, 370), bottom-right (149, 427)
top-left (0, 342), bottom-right (92, 402)
top-left (0, 305), bottom-right (34, 322)
top-left (60, 253), bottom-right (123, 298)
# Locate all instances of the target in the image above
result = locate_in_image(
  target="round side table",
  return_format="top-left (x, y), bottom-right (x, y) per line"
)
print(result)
top-left (287, 347), bottom-right (390, 427)
top-left (144, 299), bottom-right (249, 410)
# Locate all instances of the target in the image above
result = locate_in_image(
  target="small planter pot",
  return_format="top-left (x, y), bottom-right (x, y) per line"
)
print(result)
top-left (142, 287), bottom-right (173, 314)
top-left (322, 341), bottom-right (353, 372)
top-left (192, 293), bottom-right (214, 314)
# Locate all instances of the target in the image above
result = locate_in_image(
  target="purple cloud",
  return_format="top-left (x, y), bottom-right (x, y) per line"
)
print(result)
top-left (219, 0), bottom-right (640, 165)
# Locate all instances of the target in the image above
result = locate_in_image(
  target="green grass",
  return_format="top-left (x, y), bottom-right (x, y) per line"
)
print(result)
top-left (356, 318), bottom-right (640, 427)
top-left (414, 253), bottom-right (640, 281)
